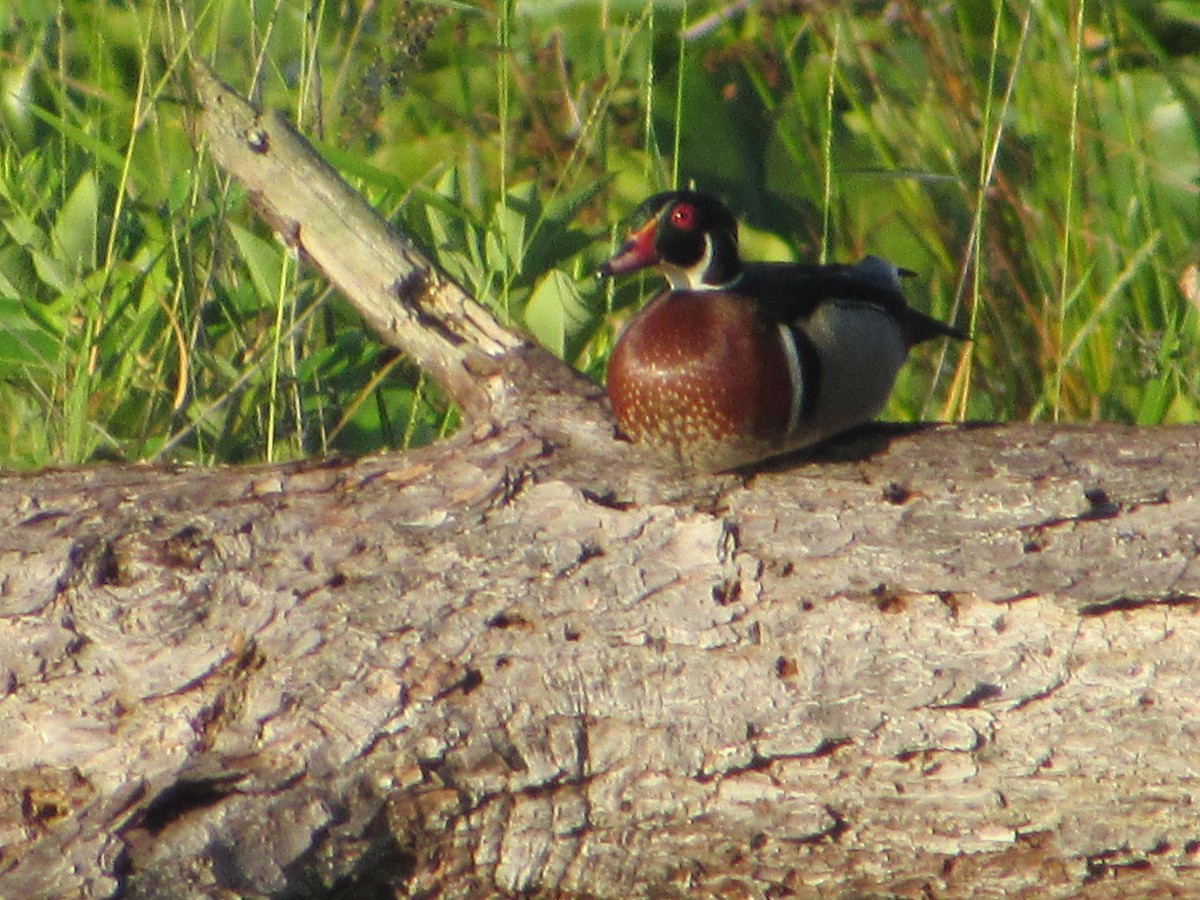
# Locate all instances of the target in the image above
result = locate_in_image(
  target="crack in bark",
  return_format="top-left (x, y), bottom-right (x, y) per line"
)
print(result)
top-left (1078, 592), bottom-right (1200, 616)
top-left (579, 488), bottom-right (635, 511)
top-left (1008, 674), bottom-right (1071, 712)
top-left (935, 681), bottom-right (1004, 709)
top-left (781, 805), bottom-right (849, 846)
top-left (1020, 485), bottom-right (1171, 543)
top-left (696, 737), bottom-right (852, 784)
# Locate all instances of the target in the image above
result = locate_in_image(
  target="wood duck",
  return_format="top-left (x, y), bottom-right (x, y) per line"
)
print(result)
top-left (598, 190), bottom-right (967, 471)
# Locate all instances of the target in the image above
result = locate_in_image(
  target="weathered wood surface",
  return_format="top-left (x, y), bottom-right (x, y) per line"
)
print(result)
top-left (1, 65), bottom-right (1198, 899)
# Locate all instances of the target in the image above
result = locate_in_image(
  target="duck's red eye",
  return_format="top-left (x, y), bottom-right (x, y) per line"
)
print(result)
top-left (669, 203), bottom-right (696, 230)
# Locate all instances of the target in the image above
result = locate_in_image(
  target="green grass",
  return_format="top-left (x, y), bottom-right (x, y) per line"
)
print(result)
top-left (0, 0), bottom-right (1197, 469)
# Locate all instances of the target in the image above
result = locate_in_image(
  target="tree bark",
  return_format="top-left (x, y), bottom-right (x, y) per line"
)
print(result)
top-left (1, 65), bottom-right (1199, 899)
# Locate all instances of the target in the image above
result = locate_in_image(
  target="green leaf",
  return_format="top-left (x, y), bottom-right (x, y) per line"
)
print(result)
top-left (487, 181), bottom-right (538, 276)
top-left (227, 222), bottom-right (283, 308)
top-left (524, 268), bottom-right (590, 359)
top-left (0, 243), bottom-right (38, 298)
top-left (3, 206), bottom-right (70, 293)
top-left (0, 296), bottom-right (62, 377)
top-left (53, 171), bottom-right (100, 277)
top-left (521, 180), bottom-right (606, 278)
top-left (426, 168), bottom-right (485, 289)
top-left (426, 167), bottom-right (466, 249)
top-left (24, 101), bottom-right (127, 173)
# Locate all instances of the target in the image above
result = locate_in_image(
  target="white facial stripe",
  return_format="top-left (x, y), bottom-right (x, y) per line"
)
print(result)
top-left (666, 233), bottom-right (742, 291)
top-left (689, 233), bottom-right (717, 286)
top-left (660, 233), bottom-right (714, 289)
top-left (777, 322), bottom-right (804, 437)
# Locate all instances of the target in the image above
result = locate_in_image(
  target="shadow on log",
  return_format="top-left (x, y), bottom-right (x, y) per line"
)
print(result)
top-left (1, 64), bottom-right (1199, 899)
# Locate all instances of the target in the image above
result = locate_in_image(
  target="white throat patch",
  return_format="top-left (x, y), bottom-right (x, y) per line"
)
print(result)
top-left (661, 233), bottom-right (723, 290)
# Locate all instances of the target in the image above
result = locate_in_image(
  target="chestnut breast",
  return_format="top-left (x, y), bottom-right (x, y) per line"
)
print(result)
top-left (606, 291), bottom-right (795, 468)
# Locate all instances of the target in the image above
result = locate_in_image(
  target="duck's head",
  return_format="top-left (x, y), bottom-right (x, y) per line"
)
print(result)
top-left (598, 190), bottom-right (741, 289)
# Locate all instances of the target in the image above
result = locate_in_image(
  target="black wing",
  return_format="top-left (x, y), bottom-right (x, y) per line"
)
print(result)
top-left (736, 259), bottom-right (967, 345)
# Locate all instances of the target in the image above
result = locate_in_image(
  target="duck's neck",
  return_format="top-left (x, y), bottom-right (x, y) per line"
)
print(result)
top-left (662, 230), bottom-right (742, 290)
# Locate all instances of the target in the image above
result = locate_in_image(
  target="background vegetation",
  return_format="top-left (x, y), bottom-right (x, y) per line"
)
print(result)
top-left (0, 0), bottom-right (1197, 469)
